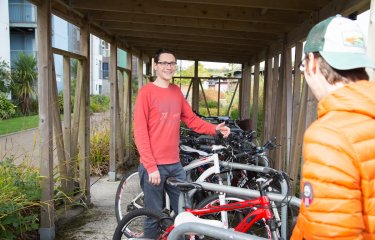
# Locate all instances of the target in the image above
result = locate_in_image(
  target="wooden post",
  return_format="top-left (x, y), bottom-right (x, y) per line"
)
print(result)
top-left (251, 62), bottom-right (260, 132)
top-left (124, 53), bottom-right (132, 161)
top-left (109, 40), bottom-right (119, 181)
top-left (289, 79), bottom-right (308, 194)
top-left (270, 54), bottom-right (279, 138)
top-left (239, 63), bottom-right (251, 120)
top-left (192, 60), bottom-right (199, 112)
top-left (289, 42), bottom-right (303, 178)
top-left (217, 78), bottom-right (221, 116)
top-left (285, 47), bottom-right (293, 170)
top-left (116, 68), bottom-right (124, 168)
top-left (138, 57), bottom-right (143, 89)
top-left (37, 1), bottom-right (55, 239)
top-left (368, 0), bottom-right (375, 81)
top-left (79, 22), bottom-right (90, 203)
top-left (274, 50), bottom-right (285, 171)
top-left (118, 69), bottom-right (126, 166)
top-left (263, 53), bottom-right (273, 141)
top-left (63, 56), bottom-right (73, 193)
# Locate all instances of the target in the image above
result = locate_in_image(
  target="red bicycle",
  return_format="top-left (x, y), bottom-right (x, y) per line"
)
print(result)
top-left (113, 171), bottom-right (285, 240)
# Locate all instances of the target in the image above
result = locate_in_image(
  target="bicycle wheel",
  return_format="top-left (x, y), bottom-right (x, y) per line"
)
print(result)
top-left (115, 168), bottom-right (143, 222)
top-left (113, 208), bottom-right (172, 239)
top-left (195, 194), bottom-right (271, 239)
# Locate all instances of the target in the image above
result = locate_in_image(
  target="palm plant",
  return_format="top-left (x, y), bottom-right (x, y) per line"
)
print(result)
top-left (11, 53), bottom-right (37, 115)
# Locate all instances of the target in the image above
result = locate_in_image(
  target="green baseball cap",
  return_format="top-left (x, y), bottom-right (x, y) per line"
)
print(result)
top-left (304, 15), bottom-right (375, 70)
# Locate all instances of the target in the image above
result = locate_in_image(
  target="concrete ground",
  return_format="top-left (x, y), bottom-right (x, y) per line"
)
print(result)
top-left (55, 175), bottom-right (120, 240)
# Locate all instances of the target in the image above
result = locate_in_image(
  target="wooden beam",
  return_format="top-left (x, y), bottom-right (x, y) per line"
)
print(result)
top-left (104, 21), bottom-right (279, 42)
top-left (139, 48), bottom-right (251, 63)
top-left (287, 0), bottom-right (370, 49)
top-left (89, 11), bottom-right (291, 33)
top-left (51, 58), bottom-right (68, 194)
top-left (63, 56), bottom-right (73, 193)
top-left (117, 30), bottom-right (267, 47)
top-left (37, 0), bottom-right (55, 238)
top-left (125, 38), bottom-right (261, 53)
top-left (71, 0), bottom-right (304, 24)
top-left (70, 60), bottom-right (83, 183)
top-left (159, 0), bottom-right (330, 12)
top-left (133, 44), bottom-right (257, 58)
top-left (52, 47), bottom-right (85, 60)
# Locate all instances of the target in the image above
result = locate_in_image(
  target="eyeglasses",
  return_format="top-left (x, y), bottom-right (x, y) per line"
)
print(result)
top-left (157, 61), bottom-right (177, 68)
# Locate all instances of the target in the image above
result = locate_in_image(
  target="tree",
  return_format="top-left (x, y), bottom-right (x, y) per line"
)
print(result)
top-left (0, 59), bottom-right (12, 94)
top-left (11, 53), bottom-right (37, 115)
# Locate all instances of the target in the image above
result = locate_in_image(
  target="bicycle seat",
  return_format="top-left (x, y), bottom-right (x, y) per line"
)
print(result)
top-left (174, 212), bottom-right (225, 229)
top-left (166, 177), bottom-right (202, 192)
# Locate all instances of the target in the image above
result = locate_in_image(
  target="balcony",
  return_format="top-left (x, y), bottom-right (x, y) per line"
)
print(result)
top-left (9, 2), bottom-right (37, 24)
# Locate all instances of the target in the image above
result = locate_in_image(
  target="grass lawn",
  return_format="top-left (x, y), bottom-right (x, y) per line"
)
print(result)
top-left (0, 115), bottom-right (39, 136)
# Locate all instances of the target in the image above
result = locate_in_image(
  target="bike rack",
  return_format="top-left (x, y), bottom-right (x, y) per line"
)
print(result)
top-left (179, 161), bottom-right (302, 240)
top-left (168, 223), bottom-right (267, 240)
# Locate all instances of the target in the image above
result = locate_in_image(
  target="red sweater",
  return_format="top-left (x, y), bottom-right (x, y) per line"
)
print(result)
top-left (134, 83), bottom-right (217, 174)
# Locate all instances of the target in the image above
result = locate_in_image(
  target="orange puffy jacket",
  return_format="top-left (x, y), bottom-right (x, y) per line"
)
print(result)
top-left (291, 81), bottom-right (375, 240)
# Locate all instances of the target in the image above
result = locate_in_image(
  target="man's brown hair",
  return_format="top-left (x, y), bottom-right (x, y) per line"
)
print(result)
top-left (306, 53), bottom-right (369, 84)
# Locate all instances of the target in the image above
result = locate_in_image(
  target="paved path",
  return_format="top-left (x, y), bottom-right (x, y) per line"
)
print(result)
top-left (55, 176), bottom-right (120, 240)
top-left (0, 128), bottom-right (43, 168)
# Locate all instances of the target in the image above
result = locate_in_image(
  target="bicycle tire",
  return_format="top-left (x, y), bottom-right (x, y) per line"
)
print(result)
top-left (115, 168), bottom-right (143, 222)
top-left (113, 208), bottom-right (170, 240)
top-left (195, 194), bottom-right (272, 239)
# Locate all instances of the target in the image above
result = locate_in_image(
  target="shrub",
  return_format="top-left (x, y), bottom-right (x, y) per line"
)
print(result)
top-left (90, 95), bottom-right (110, 113)
top-left (0, 59), bottom-right (12, 94)
top-left (0, 94), bottom-right (16, 120)
top-left (11, 53), bottom-right (37, 115)
top-left (90, 129), bottom-right (110, 175)
top-left (0, 158), bottom-right (41, 239)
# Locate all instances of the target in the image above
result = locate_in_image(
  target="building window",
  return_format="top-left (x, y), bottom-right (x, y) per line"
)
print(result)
top-left (102, 62), bottom-right (109, 79)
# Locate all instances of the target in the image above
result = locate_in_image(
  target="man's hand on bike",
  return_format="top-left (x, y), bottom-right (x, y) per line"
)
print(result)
top-left (149, 170), bottom-right (161, 186)
top-left (216, 122), bottom-right (231, 138)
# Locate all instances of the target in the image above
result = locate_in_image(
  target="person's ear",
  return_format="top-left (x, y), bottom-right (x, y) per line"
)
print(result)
top-left (306, 52), bottom-right (317, 75)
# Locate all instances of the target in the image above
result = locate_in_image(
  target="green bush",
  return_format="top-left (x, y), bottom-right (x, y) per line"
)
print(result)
top-left (90, 129), bottom-right (110, 175)
top-left (0, 94), bottom-right (16, 120)
top-left (90, 95), bottom-right (110, 113)
top-left (0, 158), bottom-right (41, 239)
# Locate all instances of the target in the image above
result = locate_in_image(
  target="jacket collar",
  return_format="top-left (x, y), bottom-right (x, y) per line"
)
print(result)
top-left (318, 80), bottom-right (375, 119)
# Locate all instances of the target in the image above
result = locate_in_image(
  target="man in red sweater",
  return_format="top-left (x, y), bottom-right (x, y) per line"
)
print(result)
top-left (134, 48), bottom-right (230, 238)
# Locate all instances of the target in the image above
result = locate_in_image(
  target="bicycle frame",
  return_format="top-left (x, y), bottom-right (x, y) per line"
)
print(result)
top-left (159, 195), bottom-right (277, 240)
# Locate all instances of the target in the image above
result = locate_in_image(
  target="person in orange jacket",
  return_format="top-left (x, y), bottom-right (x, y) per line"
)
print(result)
top-left (291, 15), bottom-right (375, 239)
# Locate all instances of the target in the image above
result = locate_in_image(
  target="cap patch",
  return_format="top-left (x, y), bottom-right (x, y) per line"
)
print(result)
top-left (302, 182), bottom-right (314, 207)
top-left (342, 31), bottom-right (365, 48)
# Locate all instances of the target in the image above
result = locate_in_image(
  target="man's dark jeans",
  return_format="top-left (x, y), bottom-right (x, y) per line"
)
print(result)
top-left (139, 163), bottom-right (186, 239)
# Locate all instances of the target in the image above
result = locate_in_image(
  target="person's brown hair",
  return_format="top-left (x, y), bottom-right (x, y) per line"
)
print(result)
top-left (306, 52), bottom-right (369, 84)
top-left (154, 48), bottom-right (176, 63)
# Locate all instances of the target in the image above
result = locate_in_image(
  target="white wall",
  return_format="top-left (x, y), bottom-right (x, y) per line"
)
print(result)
top-left (90, 34), bottom-right (103, 95)
top-left (0, 0), bottom-right (11, 64)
